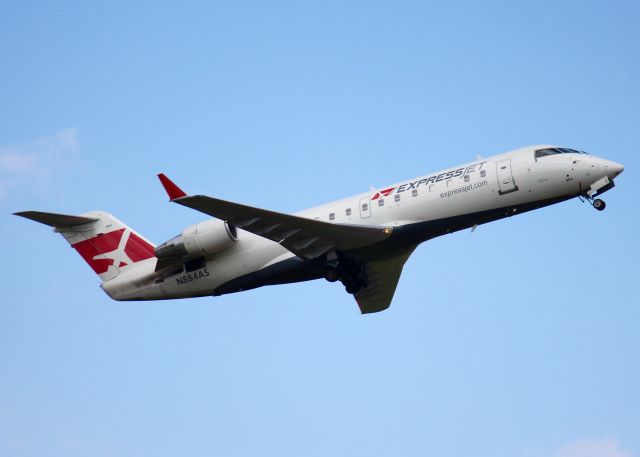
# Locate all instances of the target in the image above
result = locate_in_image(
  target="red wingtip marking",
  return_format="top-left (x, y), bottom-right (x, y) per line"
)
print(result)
top-left (157, 173), bottom-right (187, 200)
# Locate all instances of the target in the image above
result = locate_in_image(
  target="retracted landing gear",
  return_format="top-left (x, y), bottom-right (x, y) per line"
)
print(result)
top-left (323, 263), bottom-right (368, 295)
top-left (324, 268), bottom-right (340, 283)
top-left (342, 274), bottom-right (367, 295)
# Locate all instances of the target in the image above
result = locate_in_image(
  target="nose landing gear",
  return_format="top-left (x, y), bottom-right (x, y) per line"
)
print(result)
top-left (581, 176), bottom-right (615, 211)
top-left (579, 194), bottom-right (607, 211)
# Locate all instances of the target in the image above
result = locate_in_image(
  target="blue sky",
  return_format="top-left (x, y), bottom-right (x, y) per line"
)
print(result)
top-left (1, 1), bottom-right (639, 456)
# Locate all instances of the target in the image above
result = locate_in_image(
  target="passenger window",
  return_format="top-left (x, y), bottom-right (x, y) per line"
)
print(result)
top-left (329, 213), bottom-right (335, 221)
top-left (378, 199), bottom-right (384, 206)
top-left (480, 170), bottom-right (486, 178)
top-left (362, 203), bottom-right (368, 211)
top-left (412, 189), bottom-right (418, 197)
top-left (394, 194), bottom-right (400, 202)
top-left (429, 184), bottom-right (435, 192)
top-left (345, 208), bottom-right (352, 216)
top-left (464, 174), bottom-right (470, 182)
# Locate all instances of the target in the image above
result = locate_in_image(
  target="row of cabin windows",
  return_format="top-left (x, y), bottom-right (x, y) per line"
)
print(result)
top-left (378, 186), bottom-right (418, 206)
top-left (325, 171), bottom-right (485, 219)
top-left (329, 207), bottom-right (354, 219)
top-left (327, 187), bottom-right (419, 219)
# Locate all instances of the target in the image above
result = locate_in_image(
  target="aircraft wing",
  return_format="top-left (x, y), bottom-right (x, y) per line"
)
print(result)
top-left (354, 247), bottom-right (415, 314)
top-left (158, 174), bottom-right (393, 260)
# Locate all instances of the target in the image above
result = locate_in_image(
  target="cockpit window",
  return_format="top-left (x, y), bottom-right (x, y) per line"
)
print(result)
top-left (535, 147), bottom-right (588, 159)
top-left (557, 147), bottom-right (588, 154)
top-left (535, 148), bottom-right (561, 158)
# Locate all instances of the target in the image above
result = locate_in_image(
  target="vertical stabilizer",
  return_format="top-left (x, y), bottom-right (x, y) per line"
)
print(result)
top-left (15, 210), bottom-right (156, 282)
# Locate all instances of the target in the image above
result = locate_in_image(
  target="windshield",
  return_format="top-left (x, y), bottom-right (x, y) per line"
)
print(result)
top-left (535, 147), bottom-right (589, 159)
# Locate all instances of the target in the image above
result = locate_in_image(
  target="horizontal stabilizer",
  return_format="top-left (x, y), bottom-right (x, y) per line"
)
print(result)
top-left (14, 211), bottom-right (99, 227)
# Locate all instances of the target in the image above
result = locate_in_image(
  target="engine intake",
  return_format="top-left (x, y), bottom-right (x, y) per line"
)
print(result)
top-left (155, 219), bottom-right (238, 259)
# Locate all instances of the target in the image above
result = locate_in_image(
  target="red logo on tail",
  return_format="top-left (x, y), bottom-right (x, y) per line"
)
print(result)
top-left (72, 229), bottom-right (154, 275)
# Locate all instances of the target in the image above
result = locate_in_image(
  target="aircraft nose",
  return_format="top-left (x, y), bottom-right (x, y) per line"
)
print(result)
top-left (605, 160), bottom-right (624, 180)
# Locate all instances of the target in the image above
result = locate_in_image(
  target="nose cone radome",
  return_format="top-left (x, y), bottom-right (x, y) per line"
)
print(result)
top-left (605, 160), bottom-right (624, 180)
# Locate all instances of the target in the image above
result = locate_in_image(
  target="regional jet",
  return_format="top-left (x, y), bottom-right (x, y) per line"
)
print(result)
top-left (15, 145), bottom-right (624, 313)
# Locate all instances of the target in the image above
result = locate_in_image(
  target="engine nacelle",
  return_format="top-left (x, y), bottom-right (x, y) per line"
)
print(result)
top-left (155, 219), bottom-right (238, 259)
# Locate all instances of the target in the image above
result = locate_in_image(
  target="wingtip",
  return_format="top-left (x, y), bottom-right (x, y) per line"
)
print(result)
top-left (157, 173), bottom-right (187, 200)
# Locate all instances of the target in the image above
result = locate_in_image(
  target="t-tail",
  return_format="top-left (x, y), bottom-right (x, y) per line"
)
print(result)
top-left (14, 210), bottom-right (157, 290)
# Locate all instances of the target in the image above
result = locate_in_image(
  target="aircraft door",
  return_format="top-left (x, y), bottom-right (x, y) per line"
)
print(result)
top-left (359, 197), bottom-right (371, 219)
top-left (496, 159), bottom-right (519, 195)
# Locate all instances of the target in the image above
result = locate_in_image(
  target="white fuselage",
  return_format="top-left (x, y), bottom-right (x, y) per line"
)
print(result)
top-left (102, 145), bottom-right (623, 301)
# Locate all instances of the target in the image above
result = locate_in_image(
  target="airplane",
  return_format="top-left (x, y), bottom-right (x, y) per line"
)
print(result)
top-left (15, 145), bottom-right (624, 314)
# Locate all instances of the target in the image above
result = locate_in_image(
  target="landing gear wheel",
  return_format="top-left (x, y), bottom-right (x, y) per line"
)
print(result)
top-left (593, 198), bottom-right (606, 211)
top-left (324, 269), bottom-right (340, 283)
top-left (342, 274), bottom-right (365, 294)
top-left (345, 281), bottom-right (363, 294)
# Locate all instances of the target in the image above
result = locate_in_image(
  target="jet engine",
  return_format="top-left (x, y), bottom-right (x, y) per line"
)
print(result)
top-left (155, 219), bottom-right (238, 259)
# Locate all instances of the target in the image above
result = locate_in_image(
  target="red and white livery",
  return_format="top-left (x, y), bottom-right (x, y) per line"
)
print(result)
top-left (16, 145), bottom-right (624, 313)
